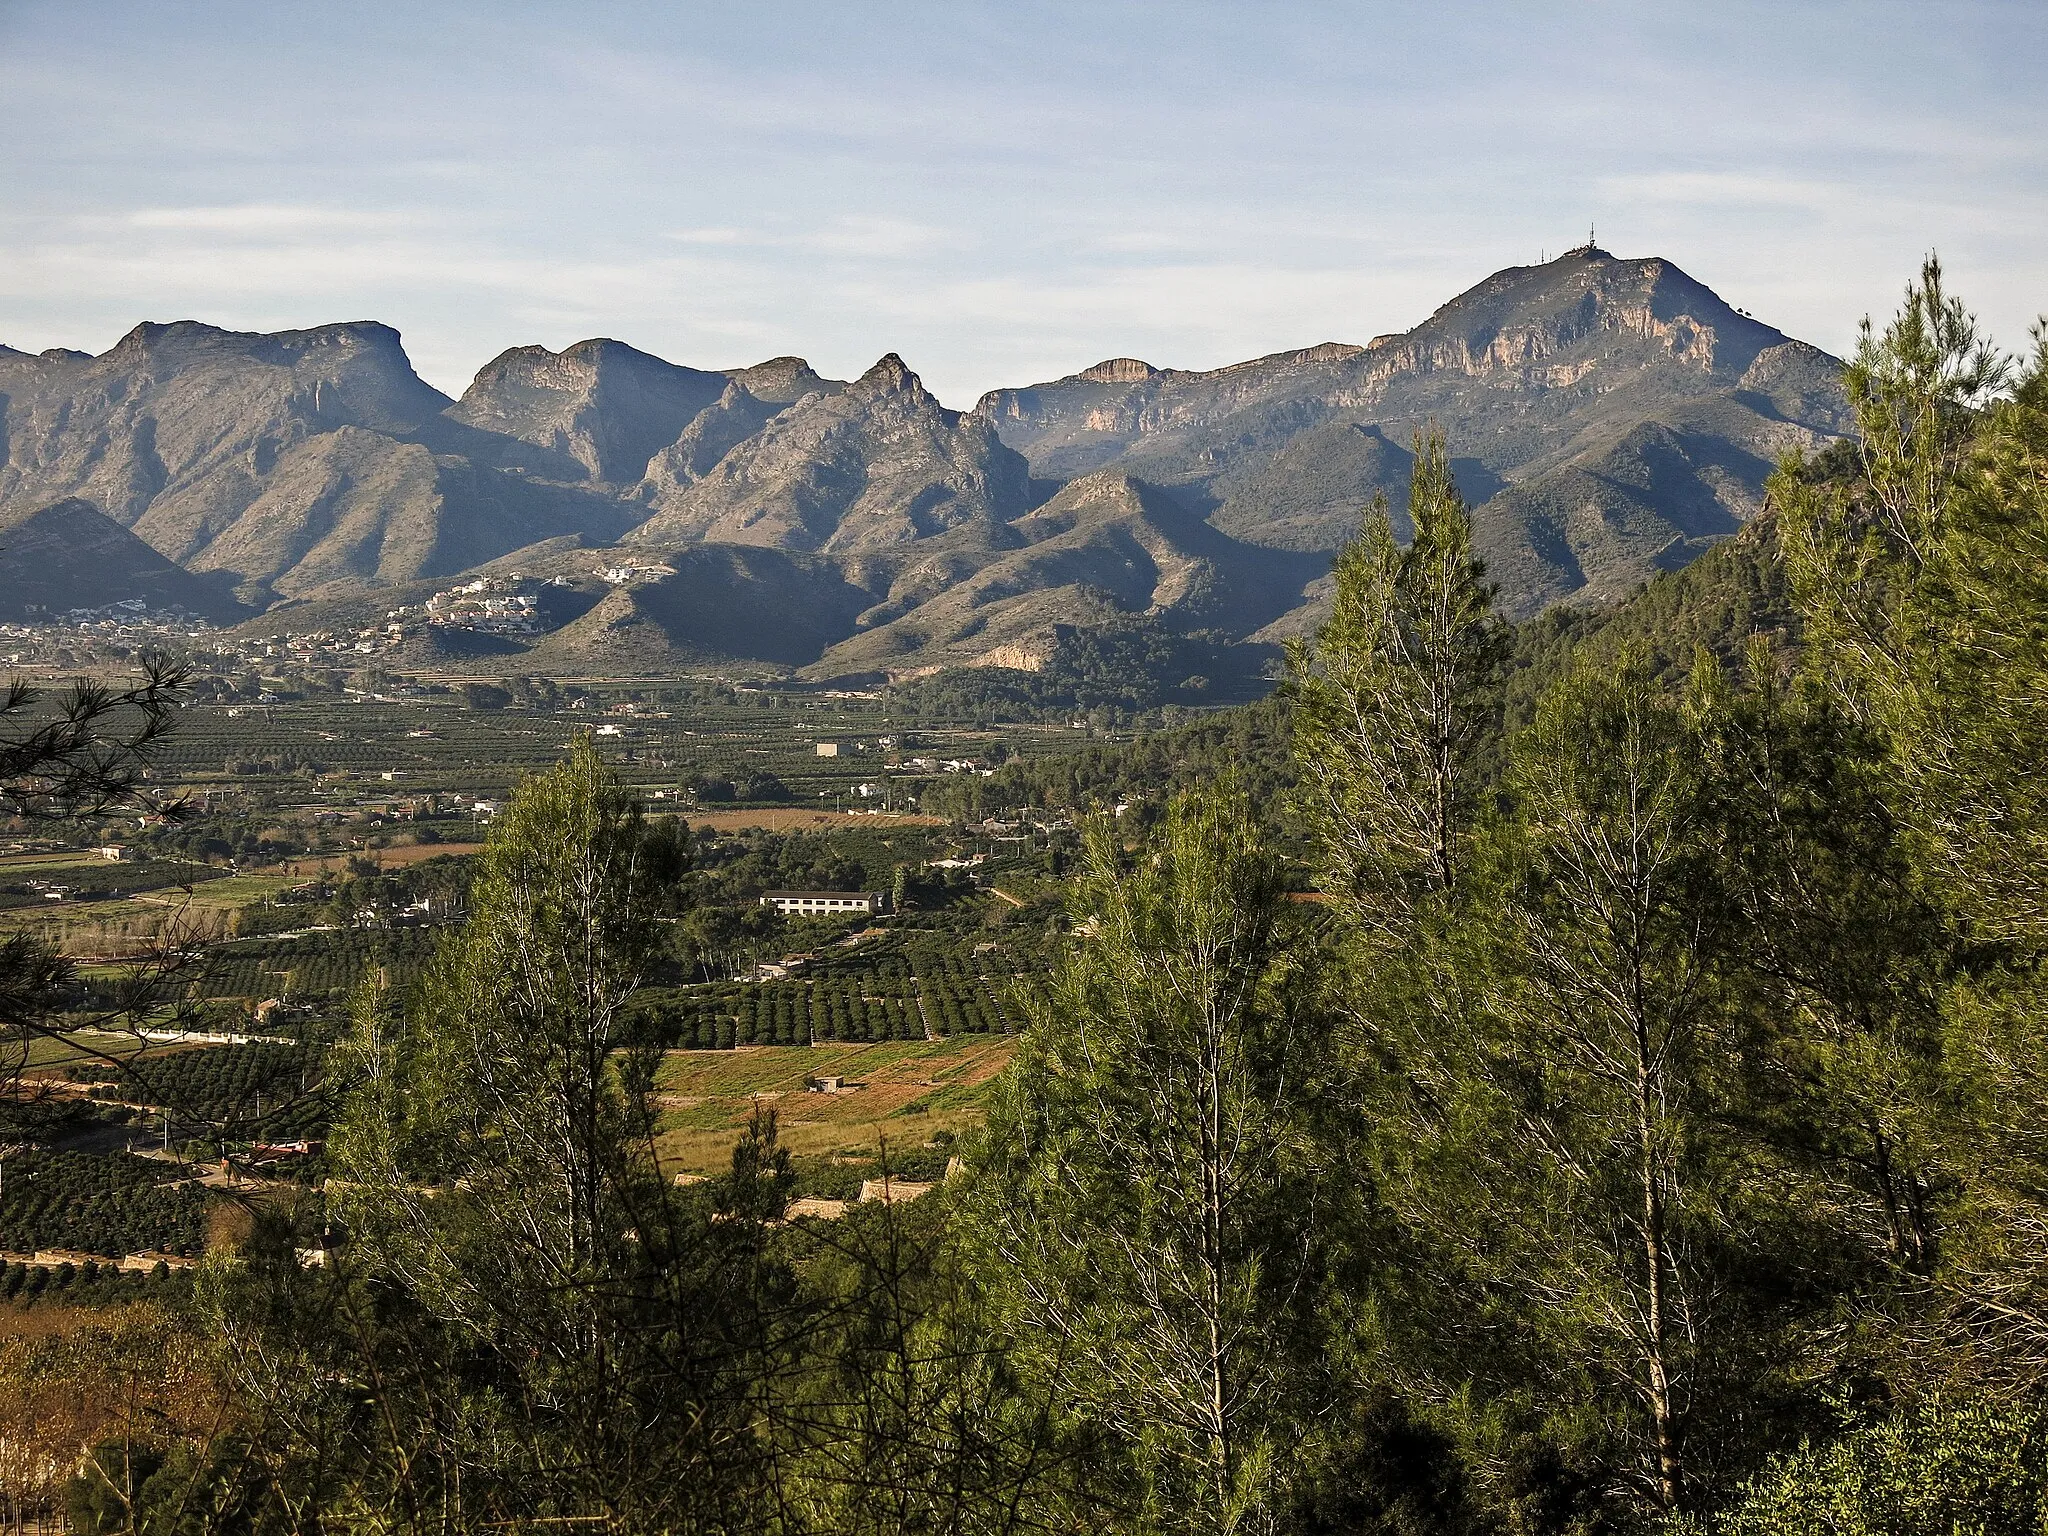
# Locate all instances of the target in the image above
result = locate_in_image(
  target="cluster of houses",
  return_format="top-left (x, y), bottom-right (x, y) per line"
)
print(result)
top-left (0, 604), bottom-right (214, 663)
top-left (418, 575), bottom-right (557, 635)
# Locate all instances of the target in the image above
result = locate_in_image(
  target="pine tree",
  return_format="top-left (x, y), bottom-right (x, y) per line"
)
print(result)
top-left (971, 787), bottom-right (1336, 1535)
top-left (1289, 427), bottom-right (1506, 936)
top-left (298, 740), bottom-right (793, 1530)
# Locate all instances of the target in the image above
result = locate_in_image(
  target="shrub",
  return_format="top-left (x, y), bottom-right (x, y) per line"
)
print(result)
top-left (1695, 1397), bottom-right (2048, 1535)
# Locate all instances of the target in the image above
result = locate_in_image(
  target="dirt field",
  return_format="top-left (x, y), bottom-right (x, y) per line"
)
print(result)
top-left (651, 1036), bottom-right (1014, 1174)
top-left (278, 842), bottom-right (487, 876)
top-left (677, 809), bottom-right (945, 833)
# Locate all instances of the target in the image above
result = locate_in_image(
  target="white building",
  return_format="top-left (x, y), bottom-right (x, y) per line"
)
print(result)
top-left (759, 890), bottom-right (888, 917)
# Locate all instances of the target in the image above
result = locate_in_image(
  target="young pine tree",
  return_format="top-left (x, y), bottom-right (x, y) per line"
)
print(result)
top-left (317, 738), bottom-right (793, 1531)
top-left (971, 787), bottom-right (1337, 1536)
top-left (1289, 426), bottom-right (1506, 937)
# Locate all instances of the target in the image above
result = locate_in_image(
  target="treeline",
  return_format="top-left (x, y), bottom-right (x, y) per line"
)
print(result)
top-left (30, 262), bottom-right (2048, 1533)
top-left (919, 694), bottom-right (1295, 824)
top-left (887, 619), bottom-right (1261, 724)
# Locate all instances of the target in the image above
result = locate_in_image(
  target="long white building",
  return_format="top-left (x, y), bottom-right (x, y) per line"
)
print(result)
top-left (759, 890), bottom-right (888, 917)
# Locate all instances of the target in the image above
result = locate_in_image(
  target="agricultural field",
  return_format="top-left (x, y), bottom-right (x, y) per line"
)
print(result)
top-left (652, 1035), bottom-right (1015, 1175)
top-left (73, 1041), bottom-right (329, 1131)
top-left (0, 848), bottom-right (291, 955)
top-left (3, 676), bottom-right (1096, 1268)
top-left (0, 1150), bottom-right (210, 1259)
top-left (146, 687), bottom-right (1090, 811)
top-left (640, 914), bottom-right (1051, 1048)
top-left (192, 929), bottom-right (442, 1005)
top-left (681, 808), bottom-right (945, 833)
top-left (8, 1028), bottom-right (166, 1075)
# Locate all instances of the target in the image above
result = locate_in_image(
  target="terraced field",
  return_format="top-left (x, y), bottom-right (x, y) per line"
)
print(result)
top-left (652, 1036), bottom-right (1014, 1174)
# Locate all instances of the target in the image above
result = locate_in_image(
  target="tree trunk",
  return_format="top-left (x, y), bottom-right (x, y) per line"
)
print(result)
top-left (1202, 1014), bottom-right (1233, 1526)
top-left (1636, 1054), bottom-right (1681, 1512)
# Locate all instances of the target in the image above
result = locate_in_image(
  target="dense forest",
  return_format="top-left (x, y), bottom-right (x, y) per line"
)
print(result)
top-left (9, 260), bottom-right (2048, 1533)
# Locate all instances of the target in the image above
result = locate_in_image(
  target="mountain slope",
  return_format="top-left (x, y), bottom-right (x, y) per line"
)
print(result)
top-left (448, 338), bottom-right (730, 487)
top-left (627, 354), bottom-right (1032, 574)
top-left (0, 321), bottom-right (450, 547)
top-left (184, 428), bottom-right (638, 600)
top-left (635, 383), bottom-right (782, 504)
top-left (974, 245), bottom-right (1846, 615)
top-left (811, 472), bottom-right (1322, 677)
top-left (521, 545), bottom-right (874, 670)
top-left (0, 498), bottom-right (248, 622)
top-left (0, 245), bottom-right (1849, 670)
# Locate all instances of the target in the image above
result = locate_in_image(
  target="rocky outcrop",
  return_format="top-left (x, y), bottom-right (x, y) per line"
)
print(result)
top-left (448, 338), bottom-right (729, 486)
top-left (625, 354), bottom-right (1032, 561)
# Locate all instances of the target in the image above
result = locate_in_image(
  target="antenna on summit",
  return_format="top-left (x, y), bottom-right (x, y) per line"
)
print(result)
top-left (1588, 223), bottom-right (1596, 247)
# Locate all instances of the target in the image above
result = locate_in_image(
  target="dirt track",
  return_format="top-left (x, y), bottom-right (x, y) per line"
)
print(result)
top-left (678, 809), bottom-right (944, 832)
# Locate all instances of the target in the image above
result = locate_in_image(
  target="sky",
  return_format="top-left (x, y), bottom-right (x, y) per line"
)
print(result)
top-left (0, 0), bottom-right (2043, 408)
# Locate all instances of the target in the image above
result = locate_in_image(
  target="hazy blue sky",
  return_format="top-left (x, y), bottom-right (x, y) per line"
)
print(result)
top-left (1, 1), bottom-right (2042, 406)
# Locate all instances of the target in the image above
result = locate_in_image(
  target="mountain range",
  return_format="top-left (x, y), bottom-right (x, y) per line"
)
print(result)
top-left (0, 245), bottom-right (1849, 678)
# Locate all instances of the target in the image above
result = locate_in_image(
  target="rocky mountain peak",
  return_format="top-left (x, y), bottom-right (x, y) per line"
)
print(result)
top-left (723, 356), bottom-right (839, 405)
top-left (852, 352), bottom-right (929, 402)
top-left (107, 319), bottom-right (421, 373)
top-left (458, 337), bottom-right (708, 401)
top-left (0, 343), bottom-right (91, 367)
top-left (450, 338), bottom-right (728, 486)
top-left (626, 349), bottom-right (1027, 557)
top-left (1078, 358), bottom-right (1159, 384)
top-left (1389, 247), bottom-right (1787, 384)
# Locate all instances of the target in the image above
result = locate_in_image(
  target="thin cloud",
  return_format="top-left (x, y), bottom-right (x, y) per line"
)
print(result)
top-left (122, 204), bottom-right (420, 234)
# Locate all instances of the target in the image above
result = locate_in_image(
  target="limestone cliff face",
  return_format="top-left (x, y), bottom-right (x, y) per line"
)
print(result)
top-left (625, 354), bottom-right (1032, 559)
top-left (448, 338), bottom-right (729, 487)
top-left (0, 321), bottom-right (450, 540)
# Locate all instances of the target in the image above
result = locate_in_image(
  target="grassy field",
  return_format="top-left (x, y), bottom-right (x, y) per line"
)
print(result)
top-left (652, 1036), bottom-right (1015, 1174)
top-left (0, 873), bottom-right (294, 953)
top-left (9, 1028), bottom-right (189, 1074)
top-left (0, 851), bottom-right (109, 870)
